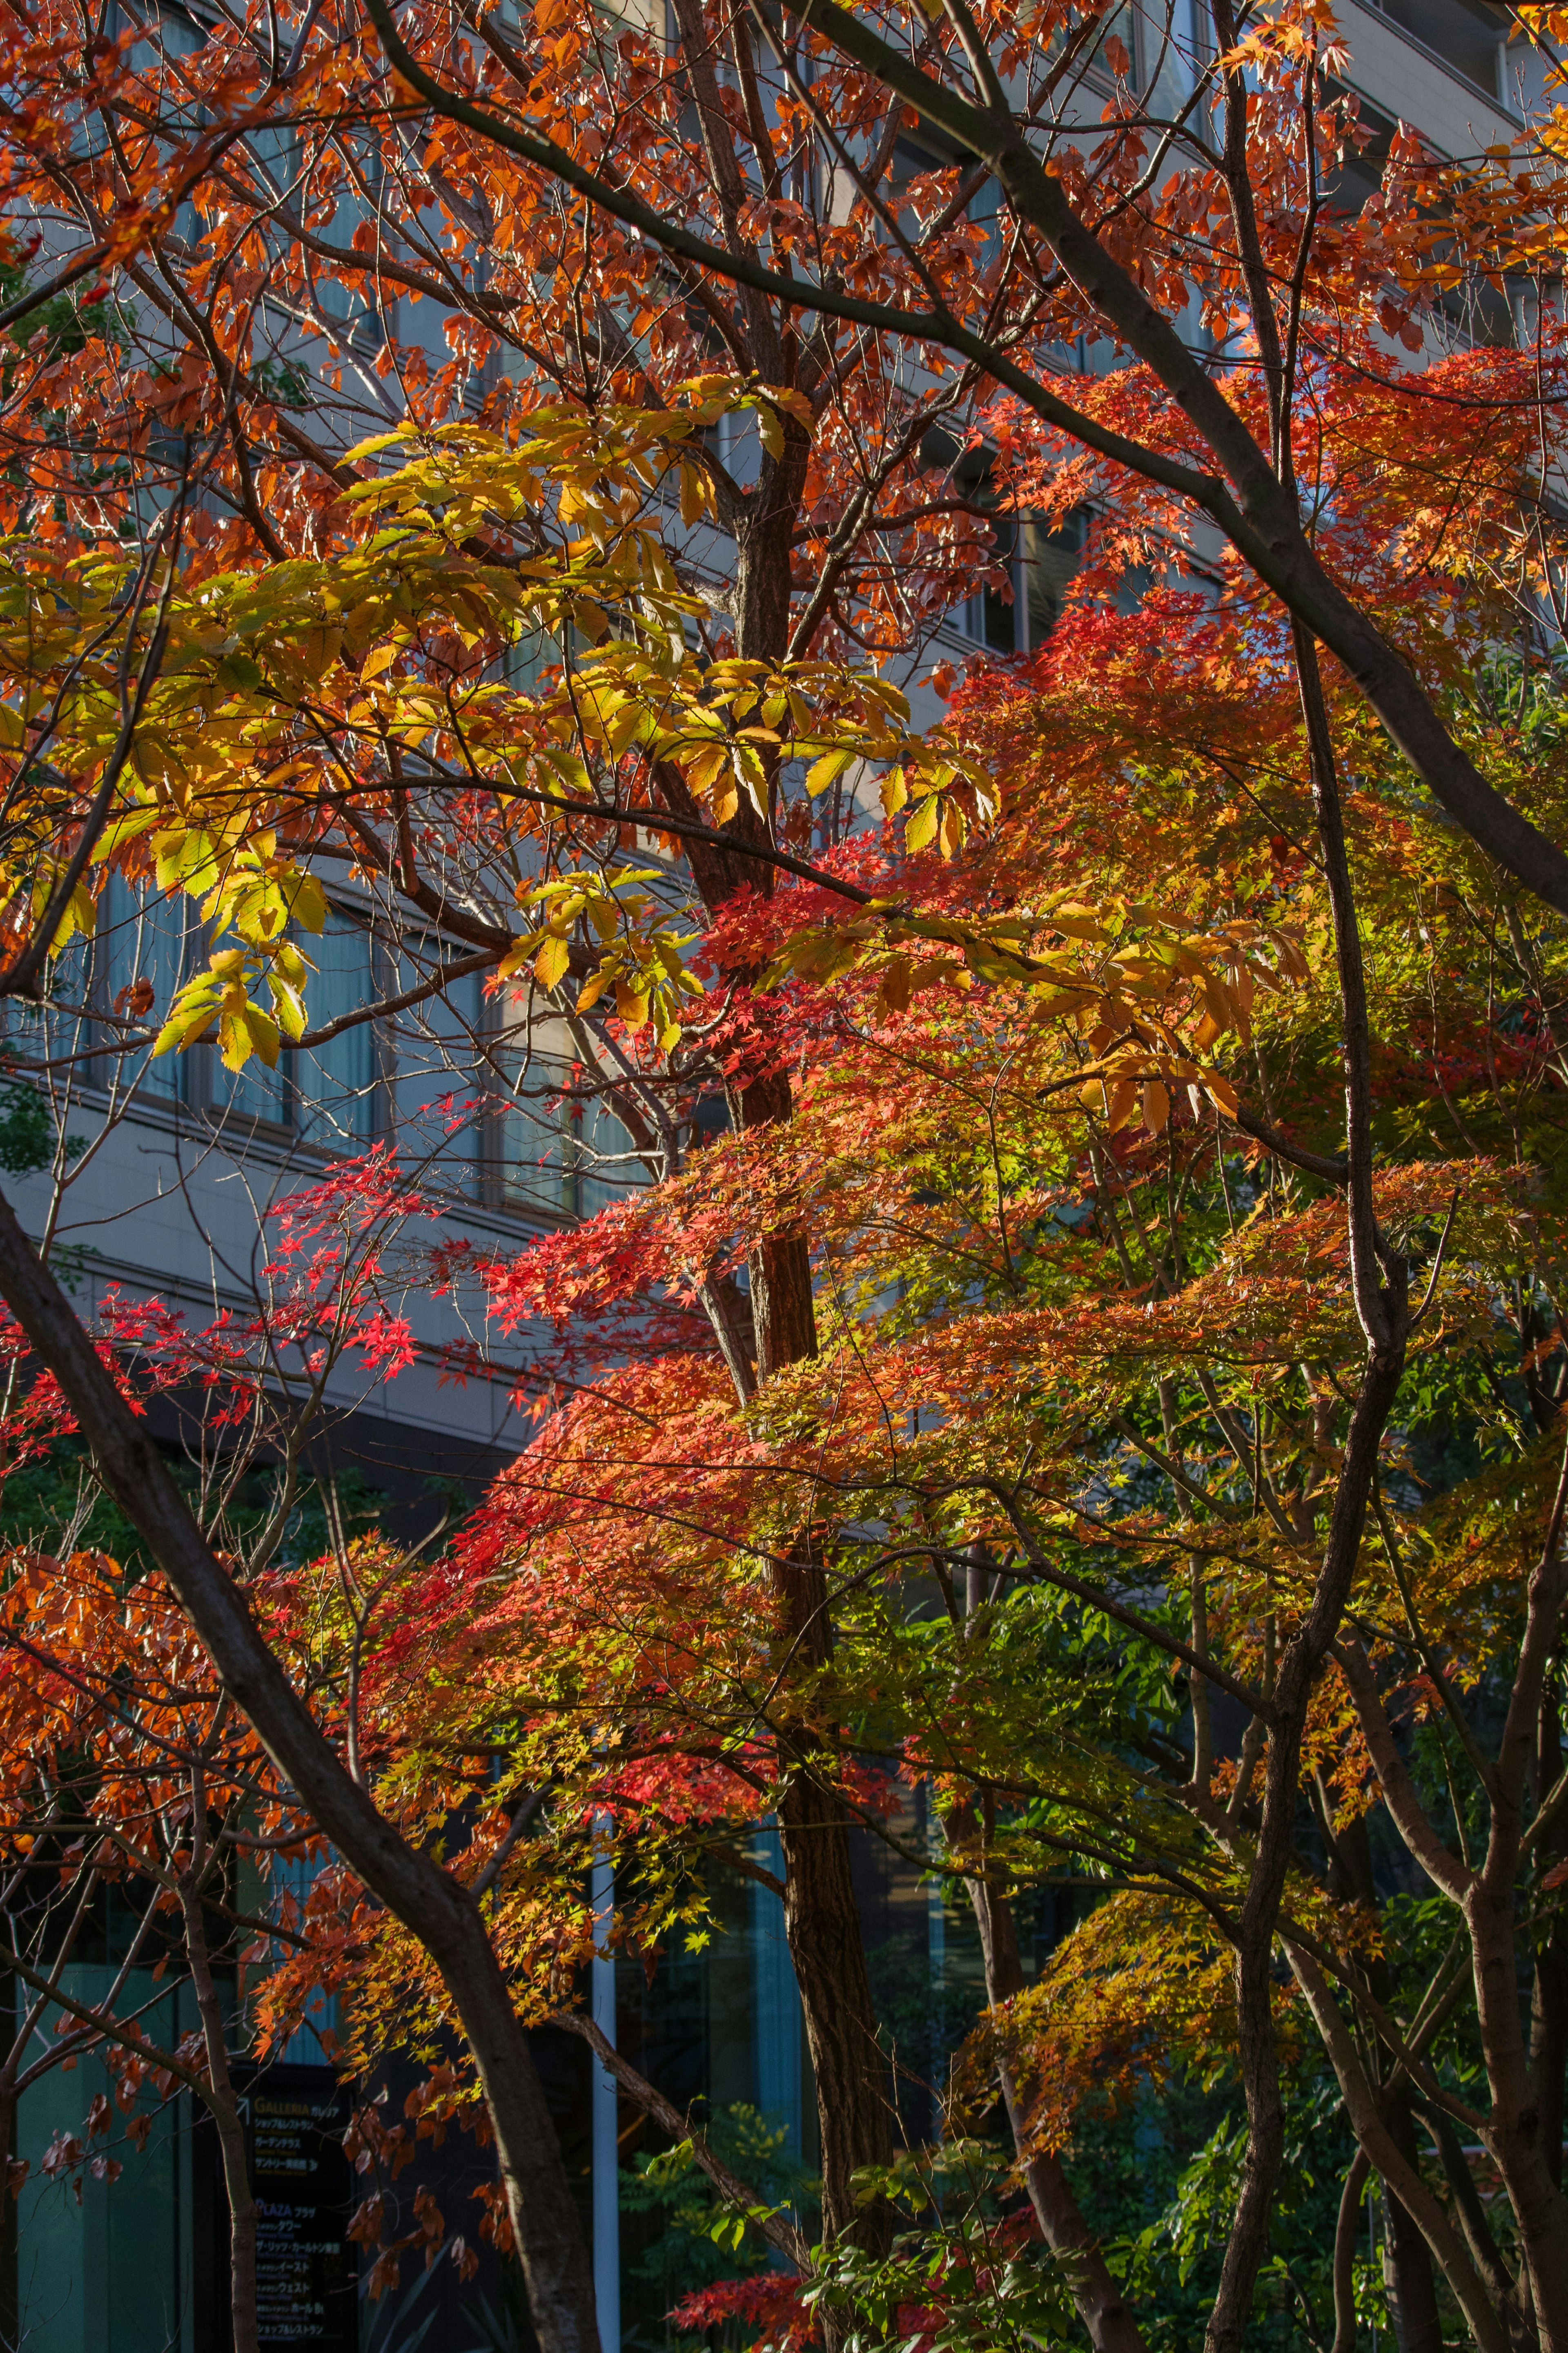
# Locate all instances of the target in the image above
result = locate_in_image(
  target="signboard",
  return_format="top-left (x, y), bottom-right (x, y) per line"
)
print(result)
top-left (244, 2067), bottom-right (358, 2351)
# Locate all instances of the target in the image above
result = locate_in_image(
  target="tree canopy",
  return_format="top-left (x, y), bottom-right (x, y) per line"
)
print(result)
top-left (2, 9), bottom-right (1568, 2353)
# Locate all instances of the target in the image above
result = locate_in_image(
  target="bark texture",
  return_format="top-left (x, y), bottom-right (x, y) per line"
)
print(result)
top-left (772, 1541), bottom-right (893, 2245)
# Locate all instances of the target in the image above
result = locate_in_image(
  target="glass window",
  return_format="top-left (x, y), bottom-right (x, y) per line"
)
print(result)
top-left (294, 915), bottom-right (379, 1144)
top-left (1092, 2), bottom-right (1135, 77)
top-left (390, 952), bottom-right (484, 1195)
top-left (0, 929), bottom-right (91, 1074)
top-left (212, 1028), bottom-right (290, 1128)
top-left (498, 1030), bottom-right (641, 1221)
top-left (1365, 0), bottom-right (1503, 102)
top-left (94, 874), bottom-right (191, 1102)
top-left (1021, 513), bottom-right (1087, 644)
top-left (1142, 0), bottom-right (1197, 117)
top-left (210, 909), bottom-right (381, 1139)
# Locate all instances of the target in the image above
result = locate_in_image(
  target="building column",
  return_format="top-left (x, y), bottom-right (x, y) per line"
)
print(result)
top-left (591, 1834), bottom-right (620, 2353)
top-left (749, 1824), bottom-right (803, 2157)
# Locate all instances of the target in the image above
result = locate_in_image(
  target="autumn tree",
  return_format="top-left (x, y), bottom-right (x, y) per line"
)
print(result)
top-left (4, 9), bottom-right (1568, 2353)
top-left (0, 1524), bottom-right (321, 2353)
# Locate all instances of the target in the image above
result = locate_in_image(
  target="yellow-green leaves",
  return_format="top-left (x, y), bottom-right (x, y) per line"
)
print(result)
top-left (153, 938), bottom-right (315, 1073)
top-left (806, 745), bottom-right (856, 798)
top-left (505, 870), bottom-right (705, 1048)
top-left (0, 375), bottom-right (1009, 1079)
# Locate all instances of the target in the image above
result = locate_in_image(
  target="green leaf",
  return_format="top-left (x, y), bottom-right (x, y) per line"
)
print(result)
top-left (805, 745), bottom-right (855, 798)
top-left (904, 794), bottom-right (940, 852)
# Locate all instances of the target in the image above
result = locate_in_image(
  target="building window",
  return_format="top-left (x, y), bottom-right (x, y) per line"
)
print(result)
top-left (954, 508), bottom-right (1086, 655)
top-left (211, 910), bottom-right (383, 1141)
top-left (95, 874), bottom-right (195, 1102)
top-left (494, 1020), bottom-right (641, 1222)
top-left (95, 882), bottom-right (383, 1140)
top-left (1361, 0), bottom-right (1505, 106)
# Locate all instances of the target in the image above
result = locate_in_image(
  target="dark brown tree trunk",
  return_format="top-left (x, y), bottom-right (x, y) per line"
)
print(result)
top-left (776, 1766), bottom-right (892, 2240)
top-left (1331, 2151), bottom-right (1372, 2353)
top-left (1531, 1679), bottom-right (1567, 2196)
top-left (0, 2066), bottom-right (15, 2353)
top-left (1466, 1498), bottom-right (1568, 2349)
top-left (770, 1541), bottom-right (893, 2246)
top-left (673, 568), bottom-right (894, 2250)
top-left (1383, 2099), bottom-right (1445, 2353)
top-left (1203, 629), bottom-right (1410, 2353)
top-left (724, 1050), bottom-right (886, 2248)
top-left (1332, 1815), bottom-right (1446, 2353)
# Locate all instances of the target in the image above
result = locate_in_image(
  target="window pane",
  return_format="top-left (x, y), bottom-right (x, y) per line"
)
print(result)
top-left (391, 954), bottom-right (481, 1195)
top-left (577, 1086), bottom-right (640, 1220)
top-left (296, 915), bottom-right (379, 1144)
top-left (96, 875), bottom-right (190, 1101)
top-left (500, 1055), bottom-right (581, 1218)
top-left (499, 1038), bottom-right (639, 1221)
top-left (1022, 514), bottom-right (1086, 645)
top-left (0, 930), bottom-right (90, 1071)
top-left (215, 1046), bottom-right (289, 1127)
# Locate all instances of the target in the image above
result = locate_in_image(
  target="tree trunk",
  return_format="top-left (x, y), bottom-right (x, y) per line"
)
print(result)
top-left (0, 2065), bottom-right (16, 2353)
top-left (178, 1875), bottom-right (259, 2353)
top-left (717, 975), bottom-right (890, 2242)
top-left (1416, 2095), bottom-right (1537, 2353)
top-left (1466, 1494), bottom-right (1568, 2353)
top-left (1287, 1949), bottom-right (1511, 2353)
top-left (776, 1766), bottom-right (891, 2241)
top-left (0, 1191), bottom-right (603, 2353)
top-left (953, 1809), bottom-right (1147, 2353)
top-left (1531, 1681), bottom-right (1567, 2196)
top-left (770, 1541), bottom-right (892, 2246)
top-left (1383, 2098), bottom-right (1444, 2353)
top-left (1331, 2151), bottom-right (1371, 2353)
top-left (1333, 1814), bottom-right (1446, 2353)
top-left (1469, 1867), bottom-right (1568, 2353)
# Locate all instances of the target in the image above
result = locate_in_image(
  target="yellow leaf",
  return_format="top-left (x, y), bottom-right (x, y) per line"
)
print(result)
top-left (288, 872), bottom-right (328, 934)
top-left (151, 1015), bottom-right (191, 1058)
top-left (679, 463), bottom-right (709, 527)
top-left (806, 746), bottom-right (855, 798)
top-left (535, 931), bottom-right (572, 990)
top-left (905, 795), bottom-right (939, 853)
top-left (1052, 904), bottom-right (1107, 940)
top-left (1142, 1080), bottom-right (1170, 1135)
top-left (341, 429), bottom-right (408, 464)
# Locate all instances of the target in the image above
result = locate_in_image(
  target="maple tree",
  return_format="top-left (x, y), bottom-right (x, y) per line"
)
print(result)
top-left (0, 1535), bottom-right (307, 2353)
top-left (3, 7), bottom-right (1568, 2353)
top-left (0, 1173), bottom-right (488, 2352)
